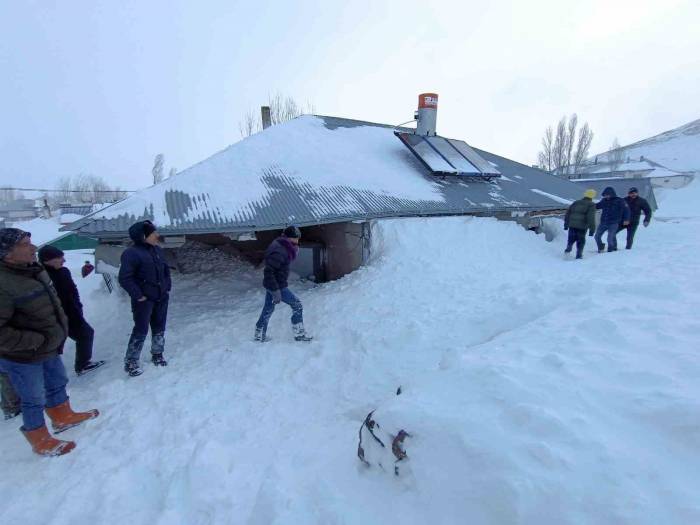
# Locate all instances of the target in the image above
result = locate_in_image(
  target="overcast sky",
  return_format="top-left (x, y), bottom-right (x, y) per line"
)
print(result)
top-left (1, 0), bottom-right (698, 191)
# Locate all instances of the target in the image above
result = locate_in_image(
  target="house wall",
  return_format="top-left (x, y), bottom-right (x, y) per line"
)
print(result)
top-left (93, 221), bottom-right (369, 283)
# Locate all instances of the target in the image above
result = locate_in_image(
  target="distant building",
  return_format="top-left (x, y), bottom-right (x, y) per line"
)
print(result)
top-left (555, 157), bottom-right (695, 190)
top-left (0, 199), bottom-right (41, 221)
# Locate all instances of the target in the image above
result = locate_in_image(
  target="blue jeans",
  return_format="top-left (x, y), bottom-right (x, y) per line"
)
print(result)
top-left (255, 288), bottom-right (303, 336)
top-left (125, 296), bottom-right (169, 363)
top-left (594, 223), bottom-right (619, 251)
top-left (0, 356), bottom-right (69, 431)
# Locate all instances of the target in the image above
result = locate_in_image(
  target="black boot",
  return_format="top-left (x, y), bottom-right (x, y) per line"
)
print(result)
top-left (254, 327), bottom-right (271, 342)
top-left (124, 360), bottom-right (143, 377)
top-left (564, 244), bottom-right (573, 254)
top-left (597, 243), bottom-right (606, 253)
top-left (151, 354), bottom-right (168, 366)
top-left (3, 408), bottom-right (21, 420)
top-left (76, 360), bottom-right (106, 376)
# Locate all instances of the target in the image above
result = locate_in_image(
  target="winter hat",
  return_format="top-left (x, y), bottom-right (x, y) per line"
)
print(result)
top-left (0, 228), bottom-right (31, 260)
top-left (628, 187), bottom-right (639, 194)
top-left (128, 220), bottom-right (157, 243)
top-left (602, 186), bottom-right (616, 198)
top-left (283, 225), bottom-right (301, 239)
top-left (38, 245), bottom-right (65, 263)
top-left (584, 189), bottom-right (596, 199)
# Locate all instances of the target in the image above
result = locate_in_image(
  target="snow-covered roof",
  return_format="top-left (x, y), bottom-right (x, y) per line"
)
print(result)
top-left (68, 115), bottom-right (584, 238)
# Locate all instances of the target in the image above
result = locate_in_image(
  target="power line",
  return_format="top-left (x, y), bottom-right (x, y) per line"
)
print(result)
top-left (0, 187), bottom-right (136, 194)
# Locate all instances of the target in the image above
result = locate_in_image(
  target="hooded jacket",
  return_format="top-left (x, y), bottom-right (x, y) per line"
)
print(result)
top-left (262, 237), bottom-right (297, 291)
top-left (118, 222), bottom-right (171, 302)
top-left (596, 187), bottom-right (631, 226)
top-left (0, 260), bottom-right (68, 363)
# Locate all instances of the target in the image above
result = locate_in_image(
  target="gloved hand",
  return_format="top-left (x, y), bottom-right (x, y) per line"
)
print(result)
top-left (589, 230), bottom-right (594, 237)
top-left (563, 226), bottom-right (568, 231)
top-left (271, 289), bottom-right (282, 304)
top-left (643, 220), bottom-right (650, 227)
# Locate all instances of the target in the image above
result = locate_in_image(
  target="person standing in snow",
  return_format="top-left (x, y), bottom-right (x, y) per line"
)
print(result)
top-left (38, 245), bottom-right (105, 376)
top-left (0, 228), bottom-right (99, 456)
top-left (1, 371), bottom-right (20, 420)
top-left (622, 187), bottom-right (652, 250)
top-left (254, 226), bottom-right (312, 342)
top-left (564, 189), bottom-right (597, 259)
top-left (118, 220), bottom-right (171, 377)
top-left (594, 186), bottom-right (630, 253)
top-left (81, 260), bottom-right (95, 278)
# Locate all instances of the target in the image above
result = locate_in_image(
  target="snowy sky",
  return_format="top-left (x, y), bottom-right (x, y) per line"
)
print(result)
top-left (1, 0), bottom-right (698, 191)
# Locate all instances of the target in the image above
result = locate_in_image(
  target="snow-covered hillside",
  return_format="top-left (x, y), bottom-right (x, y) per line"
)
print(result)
top-left (1, 185), bottom-right (700, 524)
top-left (596, 118), bottom-right (700, 172)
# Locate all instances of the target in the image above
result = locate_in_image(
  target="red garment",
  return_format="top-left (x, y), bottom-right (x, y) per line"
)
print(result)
top-left (81, 263), bottom-right (95, 278)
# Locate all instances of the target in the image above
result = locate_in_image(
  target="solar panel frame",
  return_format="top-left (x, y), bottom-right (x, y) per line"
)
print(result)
top-left (395, 131), bottom-right (501, 179)
top-left (425, 136), bottom-right (481, 174)
top-left (446, 138), bottom-right (501, 176)
top-left (398, 133), bottom-right (457, 173)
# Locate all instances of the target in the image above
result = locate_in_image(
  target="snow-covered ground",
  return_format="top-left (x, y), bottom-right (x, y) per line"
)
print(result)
top-left (1, 184), bottom-right (700, 524)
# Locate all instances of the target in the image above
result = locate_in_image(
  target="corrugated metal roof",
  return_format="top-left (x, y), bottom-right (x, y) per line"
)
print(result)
top-left (68, 115), bottom-right (586, 238)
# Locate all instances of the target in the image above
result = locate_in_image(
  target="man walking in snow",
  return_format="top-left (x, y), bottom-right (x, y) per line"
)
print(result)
top-left (118, 220), bottom-right (171, 377)
top-left (594, 186), bottom-right (630, 253)
top-left (564, 189), bottom-right (597, 259)
top-left (0, 228), bottom-right (99, 456)
top-left (622, 187), bottom-right (652, 249)
top-left (254, 226), bottom-right (312, 342)
top-left (39, 245), bottom-right (105, 376)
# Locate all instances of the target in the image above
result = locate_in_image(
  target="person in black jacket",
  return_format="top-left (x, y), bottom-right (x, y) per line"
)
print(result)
top-left (118, 220), bottom-right (172, 377)
top-left (622, 187), bottom-right (652, 249)
top-left (254, 226), bottom-right (312, 342)
top-left (38, 245), bottom-right (105, 375)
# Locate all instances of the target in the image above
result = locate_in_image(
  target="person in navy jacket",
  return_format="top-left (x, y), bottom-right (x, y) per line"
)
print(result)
top-left (118, 220), bottom-right (171, 377)
top-left (594, 186), bottom-right (630, 253)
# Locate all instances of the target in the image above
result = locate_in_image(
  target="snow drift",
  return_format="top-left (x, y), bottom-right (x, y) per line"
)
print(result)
top-left (1, 184), bottom-right (700, 524)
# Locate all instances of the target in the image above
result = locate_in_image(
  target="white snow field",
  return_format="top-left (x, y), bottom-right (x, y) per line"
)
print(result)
top-left (1, 183), bottom-right (700, 525)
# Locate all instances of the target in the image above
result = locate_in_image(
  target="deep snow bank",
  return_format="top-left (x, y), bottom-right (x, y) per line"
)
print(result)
top-left (1, 208), bottom-right (699, 524)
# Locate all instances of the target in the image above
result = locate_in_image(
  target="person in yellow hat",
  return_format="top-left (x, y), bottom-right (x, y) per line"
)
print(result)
top-left (563, 189), bottom-right (597, 259)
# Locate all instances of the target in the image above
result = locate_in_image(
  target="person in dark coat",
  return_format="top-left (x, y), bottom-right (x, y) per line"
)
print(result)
top-left (594, 186), bottom-right (630, 253)
top-left (622, 187), bottom-right (652, 249)
top-left (118, 220), bottom-right (172, 377)
top-left (564, 189), bottom-right (597, 259)
top-left (38, 245), bottom-right (105, 375)
top-left (0, 228), bottom-right (99, 456)
top-left (254, 226), bottom-right (312, 342)
top-left (81, 260), bottom-right (95, 278)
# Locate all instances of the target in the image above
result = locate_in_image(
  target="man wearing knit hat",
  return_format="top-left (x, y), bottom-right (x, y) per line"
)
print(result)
top-left (118, 220), bottom-right (172, 377)
top-left (38, 244), bottom-right (104, 375)
top-left (563, 189), bottom-right (597, 259)
top-left (622, 187), bottom-right (652, 249)
top-left (0, 228), bottom-right (99, 456)
top-left (254, 225), bottom-right (312, 342)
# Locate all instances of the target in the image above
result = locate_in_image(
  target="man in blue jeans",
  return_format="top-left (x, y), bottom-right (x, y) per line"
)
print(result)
top-left (255, 226), bottom-right (312, 342)
top-left (594, 186), bottom-right (630, 253)
top-left (0, 228), bottom-right (99, 456)
top-left (118, 220), bottom-right (172, 377)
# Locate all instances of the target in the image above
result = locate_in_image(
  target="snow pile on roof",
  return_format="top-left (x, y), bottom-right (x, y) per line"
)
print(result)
top-left (95, 116), bottom-right (444, 225)
top-left (7, 216), bottom-right (64, 246)
top-left (3, 191), bottom-right (700, 522)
